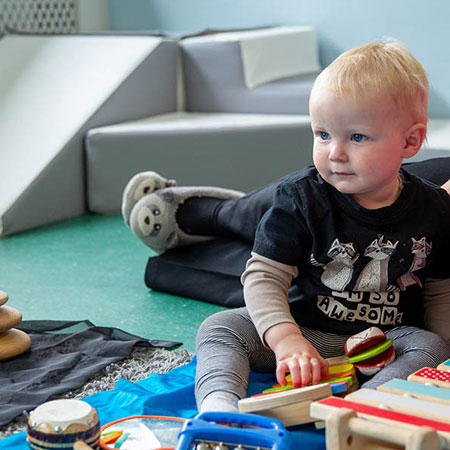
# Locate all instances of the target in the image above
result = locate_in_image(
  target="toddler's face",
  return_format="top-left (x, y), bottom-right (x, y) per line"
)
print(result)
top-left (310, 86), bottom-right (411, 209)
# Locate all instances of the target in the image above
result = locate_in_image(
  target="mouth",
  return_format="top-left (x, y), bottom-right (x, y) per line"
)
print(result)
top-left (333, 172), bottom-right (354, 177)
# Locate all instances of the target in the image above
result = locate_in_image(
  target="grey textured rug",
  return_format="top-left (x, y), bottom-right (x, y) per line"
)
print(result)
top-left (0, 347), bottom-right (193, 439)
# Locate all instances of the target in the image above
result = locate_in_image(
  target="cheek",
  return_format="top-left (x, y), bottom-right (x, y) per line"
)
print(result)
top-left (313, 147), bottom-right (328, 169)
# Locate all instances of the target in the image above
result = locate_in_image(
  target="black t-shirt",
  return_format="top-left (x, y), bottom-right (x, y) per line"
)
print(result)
top-left (253, 166), bottom-right (450, 335)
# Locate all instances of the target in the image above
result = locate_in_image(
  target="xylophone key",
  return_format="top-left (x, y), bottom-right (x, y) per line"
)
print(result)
top-left (438, 359), bottom-right (450, 372)
top-left (214, 443), bottom-right (228, 450)
top-left (407, 367), bottom-right (450, 389)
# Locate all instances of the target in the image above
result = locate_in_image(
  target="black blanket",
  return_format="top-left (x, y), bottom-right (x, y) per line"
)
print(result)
top-left (0, 320), bottom-right (180, 426)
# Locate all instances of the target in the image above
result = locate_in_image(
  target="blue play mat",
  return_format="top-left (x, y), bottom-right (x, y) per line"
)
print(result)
top-left (0, 358), bottom-right (325, 449)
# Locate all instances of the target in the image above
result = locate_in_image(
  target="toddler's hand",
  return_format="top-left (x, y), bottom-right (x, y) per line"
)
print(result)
top-left (272, 332), bottom-right (328, 388)
top-left (264, 322), bottom-right (329, 388)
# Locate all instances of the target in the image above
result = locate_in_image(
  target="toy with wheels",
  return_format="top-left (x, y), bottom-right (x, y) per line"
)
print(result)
top-left (174, 411), bottom-right (291, 450)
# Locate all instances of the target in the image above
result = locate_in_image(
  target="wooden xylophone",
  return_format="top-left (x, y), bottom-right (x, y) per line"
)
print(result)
top-left (310, 358), bottom-right (450, 450)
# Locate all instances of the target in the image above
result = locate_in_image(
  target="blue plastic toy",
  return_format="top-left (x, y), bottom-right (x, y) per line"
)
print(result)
top-left (174, 411), bottom-right (291, 450)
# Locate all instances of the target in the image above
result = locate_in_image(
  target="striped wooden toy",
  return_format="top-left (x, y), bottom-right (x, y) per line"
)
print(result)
top-left (309, 359), bottom-right (450, 449)
top-left (310, 396), bottom-right (449, 449)
top-left (407, 367), bottom-right (450, 389)
top-left (345, 388), bottom-right (450, 422)
top-left (438, 358), bottom-right (450, 372)
top-left (378, 378), bottom-right (450, 405)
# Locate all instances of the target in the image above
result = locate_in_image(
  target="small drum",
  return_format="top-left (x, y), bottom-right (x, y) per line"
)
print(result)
top-left (27, 399), bottom-right (100, 449)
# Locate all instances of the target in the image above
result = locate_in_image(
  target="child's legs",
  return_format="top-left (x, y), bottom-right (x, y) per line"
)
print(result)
top-left (195, 309), bottom-right (350, 412)
top-left (195, 307), bottom-right (275, 411)
top-left (361, 326), bottom-right (450, 389)
top-left (214, 181), bottom-right (279, 242)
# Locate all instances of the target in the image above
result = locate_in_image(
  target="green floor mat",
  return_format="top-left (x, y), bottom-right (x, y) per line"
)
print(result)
top-left (0, 214), bottom-right (225, 352)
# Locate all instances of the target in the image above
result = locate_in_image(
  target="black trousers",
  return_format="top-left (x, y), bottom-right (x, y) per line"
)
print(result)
top-left (145, 158), bottom-right (450, 307)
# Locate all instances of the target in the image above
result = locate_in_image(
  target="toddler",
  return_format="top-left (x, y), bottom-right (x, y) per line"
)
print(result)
top-left (123, 39), bottom-right (450, 413)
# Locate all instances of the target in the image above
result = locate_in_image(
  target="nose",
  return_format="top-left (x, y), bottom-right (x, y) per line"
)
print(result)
top-left (329, 142), bottom-right (348, 162)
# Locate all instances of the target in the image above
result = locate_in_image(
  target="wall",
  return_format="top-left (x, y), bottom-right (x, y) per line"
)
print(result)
top-left (109, 0), bottom-right (450, 118)
top-left (78, 0), bottom-right (110, 31)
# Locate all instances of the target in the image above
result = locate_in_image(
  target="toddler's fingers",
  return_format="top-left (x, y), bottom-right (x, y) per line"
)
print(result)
top-left (276, 362), bottom-right (289, 386)
top-left (310, 357), bottom-right (322, 385)
top-left (319, 356), bottom-right (329, 377)
top-left (287, 359), bottom-right (301, 388)
top-left (299, 357), bottom-right (313, 386)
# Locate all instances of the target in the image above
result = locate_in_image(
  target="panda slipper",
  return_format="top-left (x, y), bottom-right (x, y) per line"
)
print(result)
top-left (129, 186), bottom-right (244, 254)
top-left (122, 171), bottom-right (177, 227)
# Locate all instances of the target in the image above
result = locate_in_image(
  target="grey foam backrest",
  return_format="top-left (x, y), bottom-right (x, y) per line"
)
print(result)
top-left (180, 39), bottom-right (318, 115)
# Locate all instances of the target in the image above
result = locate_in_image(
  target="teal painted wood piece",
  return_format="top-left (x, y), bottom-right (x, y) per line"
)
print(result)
top-left (379, 378), bottom-right (450, 403)
top-left (438, 359), bottom-right (450, 372)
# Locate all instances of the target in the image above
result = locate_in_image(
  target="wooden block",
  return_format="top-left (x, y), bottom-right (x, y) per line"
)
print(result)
top-left (286, 363), bottom-right (355, 381)
top-left (310, 396), bottom-right (450, 447)
top-left (325, 356), bottom-right (349, 366)
top-left (408, 367), bottom-right (450, 389)
top-left (238, 383), bottom-right (331, 427)
top-left (244, 398), bottom-right (318, 427)
top-left (0, 328), bottom-right (31, 360)
top-left (329, 381), bottom-right (349, 395)
top-left (328, 363), bottom-right (355, 376)
top-left (0, 291), bottom-right (8, 306)
top-left (316, 404), bottom-right (442, 450)
top-left (0, 305), bottom-right (22, 332)
top-left (438, 359), bottom-right (450, 372)
top-left (378, 378), bottom-right (450, 405)
top-left (345, 388), bottom-right (450, 422)
top-left (240, 383), bottom-right (331, 412)
top-left (310, 396), bottom-right (450, 431)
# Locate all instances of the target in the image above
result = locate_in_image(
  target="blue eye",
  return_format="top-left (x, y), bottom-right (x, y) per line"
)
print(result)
top-left (319, 131), bottom-right (331, 140)
top-left (351, 133), bottom-right (366, 142)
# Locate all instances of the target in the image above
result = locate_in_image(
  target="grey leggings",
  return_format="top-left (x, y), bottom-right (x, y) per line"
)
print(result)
top-left (195, 307), bottom-right (450, 408)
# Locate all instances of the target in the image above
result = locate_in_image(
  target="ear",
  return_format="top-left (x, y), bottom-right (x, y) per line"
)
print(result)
top-left (403, 123), bottom-right (427, 158)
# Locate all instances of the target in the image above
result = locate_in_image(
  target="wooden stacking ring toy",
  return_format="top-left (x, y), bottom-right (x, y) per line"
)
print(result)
top-left (0, 290), bottom-right (8, 306)
top-left (0, 328), bottom-right (31, 360)
top-left (0, 290), bottom-right (31, 360)
top-left (0, 305), bottom-right (23, 332)
top-left (27, 399), bottom-right (101, 450)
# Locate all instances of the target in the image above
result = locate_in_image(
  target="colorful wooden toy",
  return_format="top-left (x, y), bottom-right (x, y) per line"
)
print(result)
top-left (238, 383), bottom-right (332, 427)
top-left (346, 388), bottom-right (450, 423)
top-left (310, 359), bottom-right (450, 449)
top-left (407, 367), bottom-right (450, 389)
top-left (174, 411), bottom-right (291, 450)
top-left (263, 363), bottom-right (357, 394)
top-left (438, 358), bottom-right (450, 372)
top-left (260, 376), bottom-right (353, 396)
top-left (378, 378), bottom-right (450, 405)
top-left (310, 396), bottom-right (449, 449)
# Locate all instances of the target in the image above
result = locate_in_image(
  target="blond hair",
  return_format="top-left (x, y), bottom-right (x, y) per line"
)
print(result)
top-left (314, 38), bottom-right (429, 124)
